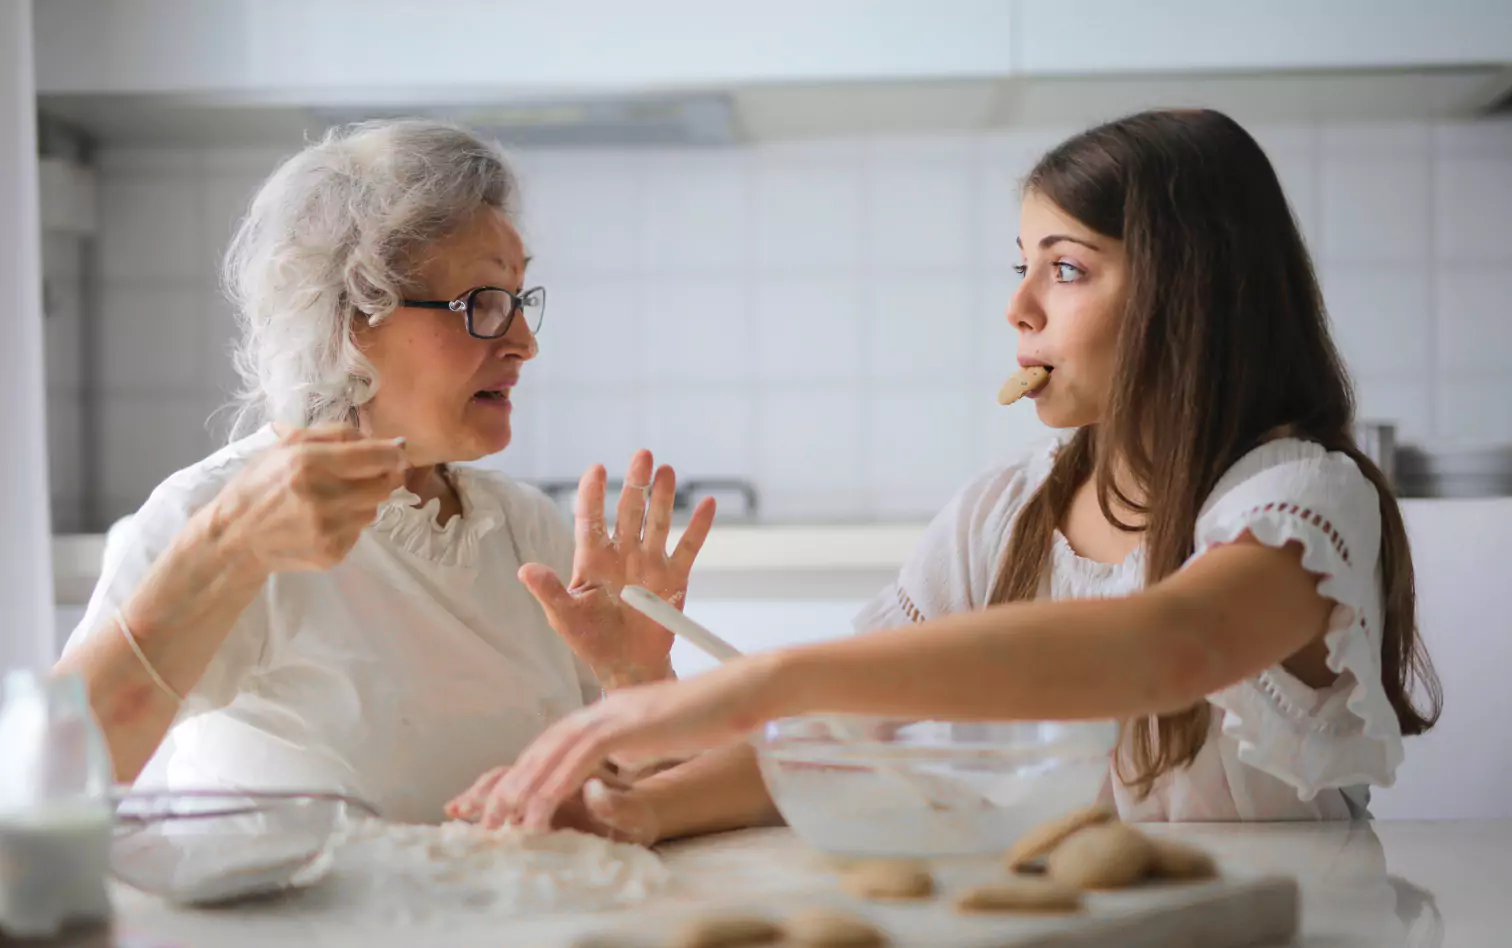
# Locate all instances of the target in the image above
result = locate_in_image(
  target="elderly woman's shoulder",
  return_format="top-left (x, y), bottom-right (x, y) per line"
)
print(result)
top-left (144, 428), bottom-right (280, 518)
top-left (105, 428), bottom-right (279, 557)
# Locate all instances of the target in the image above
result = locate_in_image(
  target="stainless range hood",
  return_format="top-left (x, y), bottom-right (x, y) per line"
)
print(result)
top-left (310, 93), bottom-right (740, 148)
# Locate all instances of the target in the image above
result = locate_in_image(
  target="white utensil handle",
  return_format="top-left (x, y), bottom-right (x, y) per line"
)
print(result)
top-left (621, 586), bottom-right (745, 663)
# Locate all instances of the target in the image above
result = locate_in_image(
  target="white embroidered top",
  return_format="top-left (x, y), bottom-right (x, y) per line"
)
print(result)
top-left (62, 427), bottom-right (596, 824)
top-left (855, 437), bottom-right (1402, 821)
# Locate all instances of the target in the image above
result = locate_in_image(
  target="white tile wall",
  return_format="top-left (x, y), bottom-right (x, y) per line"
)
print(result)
top-left (865, 277), bottom-right (973, 382)
top-left (100, 395), bottom-right (218, 521)
top-left (98, 286), bottom-right (204, 394)
top-left (70, 117), bottom-right (1512, 525)
top-left (754, 160), bottom-right (863, 272)
top-left (644, 389), bottom-right (757, 480)
top-left (1319, 160), bottom-right (1432, 263)
top-left (756, 388), bottom-right (866, 519)
top-left (754, 276), bottom-right (865, 384)
top-left (1322, 267), bottom-right (1431, 376)
top-left (641, 152), bottom-right (750, 274)
top-left (866, 140), bottom-right (974, 271)
top-left (98, 177), bottom-right (202, 281)
top-left (1435, 268), bottom-right (1512, 376)
top-left (45, 395), bottom-right (85, 533)
top-left (866, 386), bottom-right (977, 513)
top-left (645, 279), bottom-right (754, 384)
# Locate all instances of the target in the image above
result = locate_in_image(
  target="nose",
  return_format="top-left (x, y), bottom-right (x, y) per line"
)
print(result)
top-left (1007, 275), bottom-right (1046, 336)
top-left (493, 311), bottom-right (539, 361)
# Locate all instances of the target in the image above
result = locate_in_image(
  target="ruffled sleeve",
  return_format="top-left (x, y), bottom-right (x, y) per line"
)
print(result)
top-left (1193, 439), bottom-right (1403, 798)
top-left (852, 442), bottom-right (1057, 632)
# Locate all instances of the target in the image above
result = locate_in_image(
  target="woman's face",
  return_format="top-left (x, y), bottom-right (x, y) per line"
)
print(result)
top-left (356, 207), bottom-right (537, 465)
top-left (1009, 191), bottom-right (1128, 429)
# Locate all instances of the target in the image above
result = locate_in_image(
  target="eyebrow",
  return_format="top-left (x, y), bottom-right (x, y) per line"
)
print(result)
top-left (1015, 235), bottom-right (1103, 252)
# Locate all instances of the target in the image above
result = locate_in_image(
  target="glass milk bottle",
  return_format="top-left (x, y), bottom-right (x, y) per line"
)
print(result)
top-left (0, 669), bottom-right (114, 938)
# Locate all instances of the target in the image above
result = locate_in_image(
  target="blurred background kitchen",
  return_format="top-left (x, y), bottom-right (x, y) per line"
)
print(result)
top-left (4, 1), bottom-right (1511, 819)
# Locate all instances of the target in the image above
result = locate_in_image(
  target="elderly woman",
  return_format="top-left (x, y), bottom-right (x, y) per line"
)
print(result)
top-left (55, 120), bottom-right (714, 824)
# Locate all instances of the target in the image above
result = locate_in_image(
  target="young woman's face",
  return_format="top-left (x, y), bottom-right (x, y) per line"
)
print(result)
top-left (1008, 191), bottom-right (1128, 429)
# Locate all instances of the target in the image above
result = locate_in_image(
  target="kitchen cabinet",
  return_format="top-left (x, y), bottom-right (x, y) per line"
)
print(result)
top-left (32, 0), bottom-right (1512, 102)
top-left (31, 0), bottom-right (1018, 97)
top-left (1017, 0), bottom-right (1512, 76)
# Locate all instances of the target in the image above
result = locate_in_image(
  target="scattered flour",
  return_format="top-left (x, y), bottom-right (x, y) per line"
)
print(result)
top-left (328, 820), bottom-right (669, 924)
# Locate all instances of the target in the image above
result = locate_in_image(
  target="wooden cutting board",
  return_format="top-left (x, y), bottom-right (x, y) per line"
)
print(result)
top-left (103, 828), bottom-right (1299, 948)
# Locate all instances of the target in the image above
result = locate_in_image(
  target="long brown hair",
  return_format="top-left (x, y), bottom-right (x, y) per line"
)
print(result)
top-left (990, 109), bottom-right (1441, 797)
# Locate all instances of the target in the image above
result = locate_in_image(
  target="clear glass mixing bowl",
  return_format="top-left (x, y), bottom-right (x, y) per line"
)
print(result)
top-left (752, 717), bottom-right (1118, 858)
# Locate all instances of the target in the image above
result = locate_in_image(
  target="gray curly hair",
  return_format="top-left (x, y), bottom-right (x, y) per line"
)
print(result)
top-left (223, 119), bottom-right (519, 436)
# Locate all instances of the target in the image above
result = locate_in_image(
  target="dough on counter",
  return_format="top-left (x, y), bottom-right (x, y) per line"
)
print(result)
top-left (1003, 805), bottom-right (1116, 872)
top-left (783, 907), bottom-right (887, 947)
top-left (1147, 837), bottom-right (1219, 881)
top-left (1045, 823), bottom-right (1155, 891)
top-left (837, 860), bottom-right (935, 901)
top-left (952, 878), bottom-right (1084, 915)
top-left (672, 914), bottom-right (783, 948)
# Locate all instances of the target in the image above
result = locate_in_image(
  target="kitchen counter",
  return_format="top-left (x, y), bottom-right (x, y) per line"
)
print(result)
top-left (91, 820), bottom-right (1508, 946)
top-left (51, 495), bottom-right (1512, 602)
top-left (49, 522), bottom-right (933, 603)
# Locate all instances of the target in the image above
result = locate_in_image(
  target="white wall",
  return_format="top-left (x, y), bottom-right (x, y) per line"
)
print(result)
top-left (59, 117), bottom-right (1512, 526)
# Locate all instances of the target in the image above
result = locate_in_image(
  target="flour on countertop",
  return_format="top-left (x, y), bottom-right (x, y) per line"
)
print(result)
top-left (329, 820), bottom-right (669, 924)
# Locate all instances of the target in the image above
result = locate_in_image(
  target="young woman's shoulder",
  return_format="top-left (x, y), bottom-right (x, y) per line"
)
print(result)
top-left (1197, 437), bottom-right (1406, 803)
top-left (1198, 438), bottom-right (1382, 571)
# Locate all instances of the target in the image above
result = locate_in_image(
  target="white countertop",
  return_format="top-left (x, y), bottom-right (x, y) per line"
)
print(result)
top-left (94, 821), bottom-right (1509, 947)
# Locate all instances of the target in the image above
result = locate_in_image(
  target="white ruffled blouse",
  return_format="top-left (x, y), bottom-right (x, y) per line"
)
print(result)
top-left (855, 437), bottom-right (1400, 821)
top-left (63, 427), bottom-right (597, 824)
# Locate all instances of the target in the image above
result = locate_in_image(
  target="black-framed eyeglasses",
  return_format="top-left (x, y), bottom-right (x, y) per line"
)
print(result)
top-left (401, 286), bottom-right (546, 339)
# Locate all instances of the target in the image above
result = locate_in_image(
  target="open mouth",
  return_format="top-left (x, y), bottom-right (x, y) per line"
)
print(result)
top-left (473, 388), bottom-right (511, 404)
top-left (1027, 366), bottom-right (1053, 396)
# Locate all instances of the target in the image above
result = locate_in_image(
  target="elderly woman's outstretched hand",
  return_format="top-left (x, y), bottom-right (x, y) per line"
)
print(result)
top-left (520, 450), bottom-right (715, 690)
top-left (212, 425), bottom-right (409, 574)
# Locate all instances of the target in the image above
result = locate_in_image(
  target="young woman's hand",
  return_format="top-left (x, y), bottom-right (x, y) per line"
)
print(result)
top-left (461, 655), bottom-right (787, 831)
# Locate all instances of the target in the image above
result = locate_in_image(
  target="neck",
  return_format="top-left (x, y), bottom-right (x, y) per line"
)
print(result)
top-left (404, 464), bottom-right (454, 507)
top-left (403, 464), bottom-right (465, 526)
top-left (1092, 451), bottom-right (1148, 530)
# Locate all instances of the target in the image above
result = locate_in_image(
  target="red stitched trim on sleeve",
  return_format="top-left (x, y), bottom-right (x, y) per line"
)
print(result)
top-left (1240, 502), bottom-right (1351, 566)
top-left (896, 587), bottom-right (926, 624)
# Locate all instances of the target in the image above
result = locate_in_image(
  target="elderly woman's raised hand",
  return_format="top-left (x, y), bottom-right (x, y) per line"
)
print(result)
top-left (519, 450), bottom-right (715, 690)
top-left (212, 425), bottom-right (409, 574)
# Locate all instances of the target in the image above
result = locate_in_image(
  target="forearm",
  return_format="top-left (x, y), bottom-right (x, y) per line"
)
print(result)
top-left (52, 502), bottom-right (268, 783)
top-left (770, 591), bottom-right (1213, 724)
top-left (631, 742), bottom-right (782, 843)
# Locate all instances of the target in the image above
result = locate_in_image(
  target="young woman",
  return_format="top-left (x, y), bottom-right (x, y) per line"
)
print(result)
top-left (449, 108), bottom-right (1442, 837)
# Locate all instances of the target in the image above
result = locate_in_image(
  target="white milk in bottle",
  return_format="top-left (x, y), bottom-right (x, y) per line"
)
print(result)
top-left (0, 669), bottom-right (114, 939)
